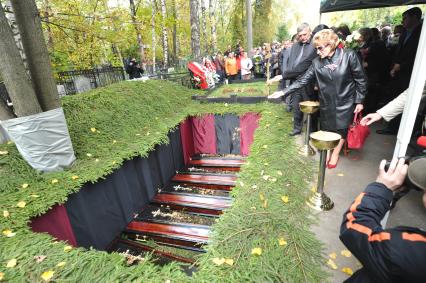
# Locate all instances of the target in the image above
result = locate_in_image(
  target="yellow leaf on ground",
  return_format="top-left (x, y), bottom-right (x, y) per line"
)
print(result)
top-left (51, 179), bottom-right (58, 184)
top-left (112, 140), bottom-right (117, 144)
top-left (71, 175), bottom-right (79, 180)
top-left (251, 185), bottom-right (257, 189)
top-left (262, 199), bottom-right (268, 208)
top-left (90, 128), bottom-right (96, 132)
top-left (281, 196), bottom-right (289, 203)
top-left (259, 193), bottom-right (265, 201)
top-left (63, 245), bottom-right (73, 252)
top-left (311, 186), bottom-right (317, 192)
top-left (239, 181), bottom-right (244, 187)
top-left (337, 173), bottom-right (344, 177)
top-left (6, 258), bottom-right (17, 268)
top-left (251, 247), bottom-right (262, 256)
top-left (95, 158), bottom-right (99, 162)
top-left (263, 162), bottom-right (269, 166)
top-left (86, 153), bottom-right (92, 157)
top-left (0, 150), bottom-right (8, 155)
top-left (7, 141), bottom-right (13, 145)
top-left (0, 271), bottom-right (4, 280)
top-left (341, 250), bottom-right (352, 257)
top-left (30, 194), bottom-right (40, 198)
top-left (2, 229), bottom-right (16, 237)
top-left (270, 178), bottom-right (277, 182)
top-left (278, 238), bottom-right (287, 246)
top-left (329, 252), bottom-right (337, 260)
top-left (326, 259), bottom-right (338, 270)
top-left (262, 145), bottom-right (268, 149)
top-left (277, 170), bottom-right (283, 176)
top-left (224, 258), bottom-right (234, 266)
top-left (146, 132), bottom-right (150, 136)
top-left (56, 261), bottom-right (66, 267)
top-left (3, 210), bottom-right (9, 218)
top-left (16, 201), bottom-right (26, 208)
top-left (342, 267), bottom-right (354, 276)
top-left (212, 258), bottom-right (225, 266)
top-left (41, 270), bottom-right (54, 282)
top-left (21, 183), bottom-right (29, 189)
top-left (262, 175), bottom-right (270, 181)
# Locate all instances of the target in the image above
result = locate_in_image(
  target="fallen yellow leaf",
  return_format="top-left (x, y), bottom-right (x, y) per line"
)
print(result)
top-left (278, 238), bottom-right (287, 246)
top-left (329, 252), bottom-right (337, 260)
top-left (263, 162), bottom-right (269, 166)
top-left (41, 270), bottom-right (54, 282)
top-left (212, 258), bottom-right (225, 265)
top-left (51, 179), bottom-right (58, 184)
top-left (2, 229), bottom-right (16, 237)
top-left (342, 267), bottom-right (354, 276)
top-left (3, 210), bottom-right (9, 218)
top-left (281, 196), bottom-right (289, 203)
top-left (326, 259), bottom-right (338, 270)
top-left (146, 132), bottom-right (150, 136)
top-left (0, 150), bottom-right (8, 155)
top-left (260, 170), bottom-right (264, 176)
top-left (6, 258), bottom-right (17, 268)
top-left (112, 140), bottom-right (117, 144)
top-left (277, 170), bottom-right (283, 176)
top-left (224, 258), bottom-right (234, 266)
top-left (262, 175), bottom-right (270, 181)
top-left (95, 158), bottom-right (99, 162)
top-left (7, 141), bottom-right (13, 145)
top-left (21, 183), bottom-right (29, 189)
top-left (56, 261), bottom-right (66, 267)
top-left (262, 145), bottom-right (268, 149)
top-left (86, 153), bottom-right (92, 157)
top-left (0, 271), bottom-right (4, 280)
top-left (251, 247), bottom-right (262, 256)
top-left (341, 250), bottom-right (352, 258)
top-left (90, 127), bottom-right (96, 132)
top-left (270, 177), bottom-right (277, 182)
top-left (30, 194), bottom-right (40, 198)
top-left (63, 245), bottom-right (72, 252)
top-left (259, 193), bottom-right (265, 201)
top-left (224, 103), bottom-right (228, 107)
top-left (239, 181), bottom-right (244, 187)
top-left (262, 199), bottom-right (268, 208)
top-left (311, 186), bottom-right (317, 193)
top-left (16, 201), bottom-right (26, 208)
top-left (251, 185), bottom-right (257, 189)
top-left (71, 175), bottom-right (79, 180)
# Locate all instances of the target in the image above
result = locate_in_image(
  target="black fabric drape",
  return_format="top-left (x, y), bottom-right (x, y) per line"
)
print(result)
top-left (214, 114), bottom-right (241, 155)
top-left (320, 0), bottom-right (426, 13)
top-left (65, 129), bottom-right (184, 250)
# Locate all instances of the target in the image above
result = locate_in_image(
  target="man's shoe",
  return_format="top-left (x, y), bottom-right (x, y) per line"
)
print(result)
top-left (288, 130), bottom-right (301, 136)
top-left (376, 128), bottom-right (397, 135)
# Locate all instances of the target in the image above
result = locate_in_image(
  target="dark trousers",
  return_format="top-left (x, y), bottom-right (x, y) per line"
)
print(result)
top-left (292, 92), bottom-right (304, 132)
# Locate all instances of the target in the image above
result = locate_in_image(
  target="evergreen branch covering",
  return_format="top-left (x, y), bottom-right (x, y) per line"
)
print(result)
top-left (0, 80), bottom-right (327, 282)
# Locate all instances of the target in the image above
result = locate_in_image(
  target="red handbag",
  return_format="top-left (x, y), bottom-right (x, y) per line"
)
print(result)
top-left (347, 112), bottom-right (370, 149)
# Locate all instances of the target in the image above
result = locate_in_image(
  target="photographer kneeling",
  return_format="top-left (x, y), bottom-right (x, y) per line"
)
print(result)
top-left (340, 158), bottom-right (426, 282)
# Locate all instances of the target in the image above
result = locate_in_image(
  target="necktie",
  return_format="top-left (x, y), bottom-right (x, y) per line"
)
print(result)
top-left (295, 44), bottom-right (305, 66)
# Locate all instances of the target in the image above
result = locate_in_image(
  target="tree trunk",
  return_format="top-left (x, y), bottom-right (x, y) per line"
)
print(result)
top-left (0, 101), bottom-right (14, 120)
top-left (43, 0), bottom-right (54, 50)
top-left (171, 0), bottom-right (178, 63)
top-left (246, 0), bottom-right (253, 55)
top-left (160, 0), bottom-right (168, 68)
top-left (189, 0), bottom-right (201, 60)
top-left (10, 0), bottom-right (60, 112)
top-left (209, 0), bottom-right (217, 52)
top-left (129, 0), bottom-right (144, 64)
top-left (151, 0), bottom-right (157, 73)
top-left (0, 3), bottom-right (42, 117)
top-left (201, 0), bottom-right (208, 54)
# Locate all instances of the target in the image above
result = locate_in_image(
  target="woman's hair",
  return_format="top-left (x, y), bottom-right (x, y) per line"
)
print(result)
top-left (358, 27), bottom-right (372, 43)
top-left (313, 29), bottom-right (340, 50)
top-left (312, 24), bottom-right (330, 36)
top-left (336, 24), bottom-right (351, 40)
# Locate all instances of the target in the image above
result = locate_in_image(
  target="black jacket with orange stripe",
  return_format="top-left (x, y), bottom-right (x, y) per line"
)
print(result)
top-left (340, 182), bottom-right (426, 283)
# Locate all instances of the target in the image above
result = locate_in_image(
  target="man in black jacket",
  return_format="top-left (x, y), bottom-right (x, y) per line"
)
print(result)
top-left (126, 58), bottom-right (144, 79)
top-left (282, 23), bottom-right (317, 136)
top-left (377, 7), bottom-right (423, 135)
top-left (340, 158), bottom-right (426, 282)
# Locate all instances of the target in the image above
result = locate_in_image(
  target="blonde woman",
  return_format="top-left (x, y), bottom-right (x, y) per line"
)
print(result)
top-left (269, 29), bottom-right (367, 168)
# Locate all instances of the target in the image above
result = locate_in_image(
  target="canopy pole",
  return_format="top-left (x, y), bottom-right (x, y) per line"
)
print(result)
top-left (393, 19), bottom-right (426, 158)
top-left (319, 12), bottom-right (322, 24)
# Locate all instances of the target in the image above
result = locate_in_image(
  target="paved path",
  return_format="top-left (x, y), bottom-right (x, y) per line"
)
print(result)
top-left (297, 122), bottom-right (426, 282)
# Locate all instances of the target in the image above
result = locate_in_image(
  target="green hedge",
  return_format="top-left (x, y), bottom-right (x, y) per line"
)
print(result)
top-left (0, 80), bottom-right (326, 282)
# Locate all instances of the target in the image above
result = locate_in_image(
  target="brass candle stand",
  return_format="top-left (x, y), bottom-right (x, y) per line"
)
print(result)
top-left (306, 131), bottom-right (341, 211)
top-left (298, 101), bottom-right (320, 156)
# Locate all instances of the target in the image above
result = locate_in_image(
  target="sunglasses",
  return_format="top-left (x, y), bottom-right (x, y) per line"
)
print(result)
top-left (316, 44), bottom-right (330, 51)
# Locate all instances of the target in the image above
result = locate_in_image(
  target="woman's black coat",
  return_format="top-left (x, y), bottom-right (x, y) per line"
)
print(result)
top-left (283, 48), bottom-right (367, 130)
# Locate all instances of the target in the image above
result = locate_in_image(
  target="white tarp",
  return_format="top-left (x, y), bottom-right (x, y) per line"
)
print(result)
top-left (0, 107), bottom-right (76, 172)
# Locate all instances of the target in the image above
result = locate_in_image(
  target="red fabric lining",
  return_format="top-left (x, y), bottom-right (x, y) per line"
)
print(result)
top-left (240, 113), bottom-right (260, 156)
top-left (180, 118), bottom-right (195, 165)
top-left (30, 204), bottom-right (77, 246)
top-left (192, 114), bottom-right (217, 154)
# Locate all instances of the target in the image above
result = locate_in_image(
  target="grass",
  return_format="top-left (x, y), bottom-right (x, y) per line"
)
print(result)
top-left (208, 81), bottom-right (279, 98)
top-left (0, 80), bottom-right (327, 282)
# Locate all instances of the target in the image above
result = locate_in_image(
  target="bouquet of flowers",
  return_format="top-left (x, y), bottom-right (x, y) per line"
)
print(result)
top-left (345, 31), bottom-right (361, 50)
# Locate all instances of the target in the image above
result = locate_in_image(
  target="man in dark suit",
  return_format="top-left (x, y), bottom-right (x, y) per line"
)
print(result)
top-left (377, 7), bottom-right (423, 135)
top-left (272, 23), bottom-right (317, 136)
